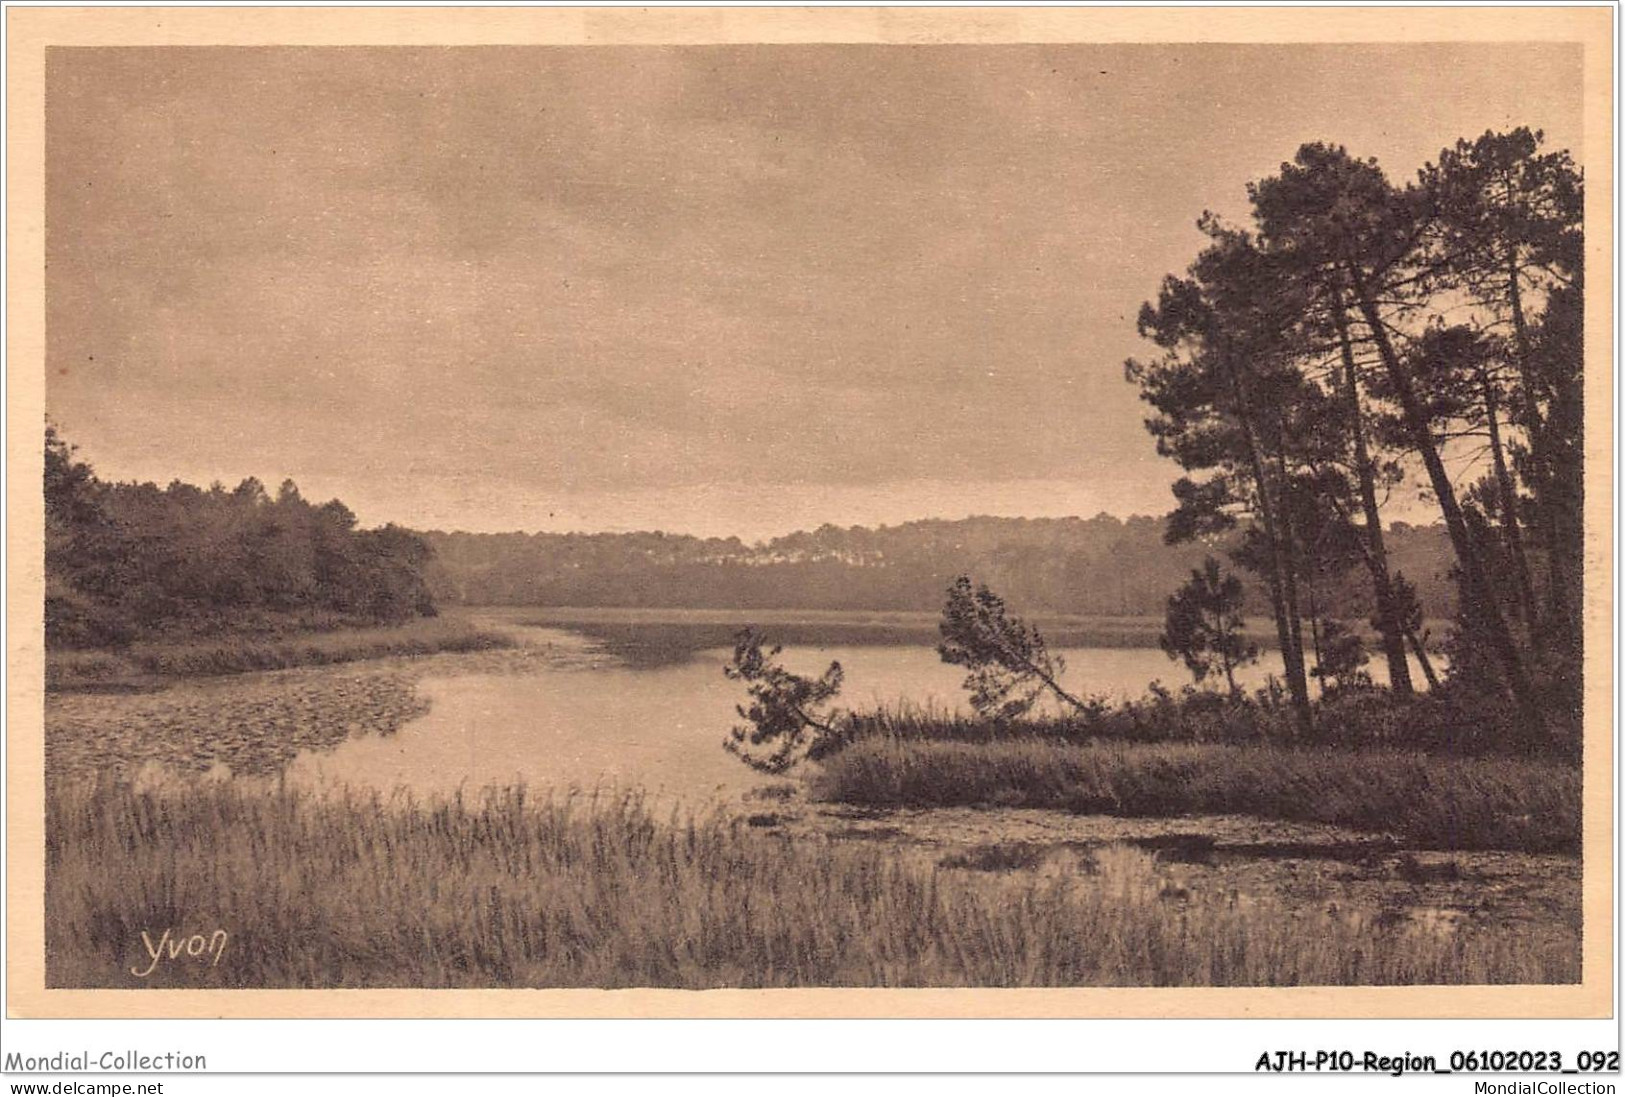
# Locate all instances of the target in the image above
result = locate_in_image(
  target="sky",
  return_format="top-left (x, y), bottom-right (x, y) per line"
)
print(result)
top-left (45, 43), bottom-right (1582, 540)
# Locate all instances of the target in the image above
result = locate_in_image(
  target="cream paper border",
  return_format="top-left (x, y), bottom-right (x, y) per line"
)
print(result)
top-left (5, 5), bottom-right (1614, 1020)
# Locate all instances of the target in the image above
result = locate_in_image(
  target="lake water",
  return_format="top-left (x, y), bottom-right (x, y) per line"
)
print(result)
top-left (285, 624), bottom-right (1439, 802)
top-left (71, 621), bottom-right (1561, 963)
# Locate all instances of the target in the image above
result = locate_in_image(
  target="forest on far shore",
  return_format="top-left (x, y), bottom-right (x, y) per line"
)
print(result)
top-left (416, 517), bottom-right (1456, 621)
top-left (43, 420), bottom-right (1458, 649)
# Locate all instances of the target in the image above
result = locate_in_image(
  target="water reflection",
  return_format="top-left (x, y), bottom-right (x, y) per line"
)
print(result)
top-left (286, 662), bottom-right (760, 801)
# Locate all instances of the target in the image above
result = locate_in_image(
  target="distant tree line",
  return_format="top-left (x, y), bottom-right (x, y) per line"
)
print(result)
top-left (417, 515), bottom-right (1454, 620)
top-left (45, 426), bottom-right (437, 648)
top-left (1126, 128), bottom-right (1582, 749)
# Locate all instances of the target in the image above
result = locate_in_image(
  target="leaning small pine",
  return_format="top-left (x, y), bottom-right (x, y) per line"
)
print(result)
top-left (722, 626), bottom-right (848, 773)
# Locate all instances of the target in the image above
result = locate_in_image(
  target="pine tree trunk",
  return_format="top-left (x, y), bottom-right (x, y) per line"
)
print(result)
top-left (1506, 251), bottom-right (1579, 647)
top-left (1349, 274), bottom-right (1545, 746)
top-left (1332, 296), bottom-right (1414, 695)
top-left (1408, 629), bottom-right (1441, 690)
top-left (1480, 364), bottom-right (1540, 630)
top-left (1256, 493), bottom-right (1313, 733)
top-left (1515, 263), bottom-right (1584, 673)
top-left (1272, 447), bottom-right (1313, 724)
top-left (1225, 370), bottom-right (1314, 736)
top-left (1543, 369), bottom-right (1585, 654)
top-left (1217, 607), bottom-right (1238, 694)
top-left (1527, 284), bottom-right (1584, 736)
top-left (1319, 484), bottom-right (1442, 692)
top-left (1308, 587), bottom-right (1323, 670)
top-left (1505, 253), bottom-right (1546, 439)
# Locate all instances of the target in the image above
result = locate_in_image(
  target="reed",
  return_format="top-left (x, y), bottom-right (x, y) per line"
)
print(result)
top-left (840, 684), bottom-right (1527, 757)
top-left (812, 737), bottom-right (1579, 853)
top-left (46, 777), bottom-right (1577, 988)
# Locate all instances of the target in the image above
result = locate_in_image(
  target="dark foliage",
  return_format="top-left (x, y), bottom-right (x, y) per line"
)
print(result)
top-left (1310, 620), bottom-right (1372, 694)
top-left (722, 627), bottom-right (848, 773)
top-left (1159, 556), bottom-right (1259, 691)
top-left (1127, 127), bottom-right (1583, 752)
top-left (45, 426), bottom-right (438, 648)
top-left (937, 576), bottom-right (1083, 717)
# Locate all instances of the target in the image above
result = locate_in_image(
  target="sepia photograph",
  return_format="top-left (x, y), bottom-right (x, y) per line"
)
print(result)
top-left (6, 6), bottom-right (1612, 1025)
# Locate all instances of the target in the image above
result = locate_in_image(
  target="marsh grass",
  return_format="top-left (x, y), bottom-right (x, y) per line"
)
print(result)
top-left (46, 615), bottom-right (511, 691)
top-left (842, 685), bottom-right (1515, 756)
top-left (937, 842), bottom-right (1052, 872)
top-left (813, 737), bottom-right (1579, 853)
top-left (47, 778), bottom-right (1577, 988)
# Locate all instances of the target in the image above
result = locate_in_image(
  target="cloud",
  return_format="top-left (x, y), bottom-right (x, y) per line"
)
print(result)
top-left (46, 43), bottom-right (1582, 531)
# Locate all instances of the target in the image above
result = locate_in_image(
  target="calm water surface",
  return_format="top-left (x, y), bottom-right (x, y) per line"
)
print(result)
top-left (286, 625), bottom-right (1437, 802)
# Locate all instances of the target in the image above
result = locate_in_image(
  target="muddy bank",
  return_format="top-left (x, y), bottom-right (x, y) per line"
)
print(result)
top-left (741, 792), bottom-right (1581, 947)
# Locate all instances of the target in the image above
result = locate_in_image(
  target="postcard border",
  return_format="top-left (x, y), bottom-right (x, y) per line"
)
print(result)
top-left (6, 4), bottom-right (1614, 1020)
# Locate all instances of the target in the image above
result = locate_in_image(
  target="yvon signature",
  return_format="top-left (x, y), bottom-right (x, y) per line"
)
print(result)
top-left (130, 928), bottom-right (228, 978)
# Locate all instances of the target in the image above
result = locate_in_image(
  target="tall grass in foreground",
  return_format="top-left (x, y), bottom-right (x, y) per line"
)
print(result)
top-left (813, 738), bottom-right (1579, 853)
top-left (47, 779), bottom-right (1576, 988)
top-left (46, 616), bottom-right (511, 691)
